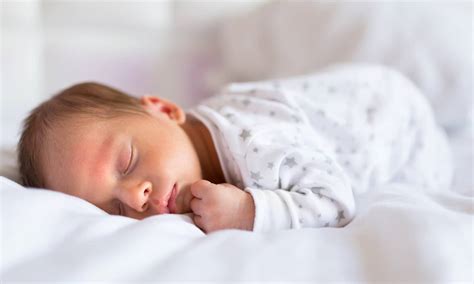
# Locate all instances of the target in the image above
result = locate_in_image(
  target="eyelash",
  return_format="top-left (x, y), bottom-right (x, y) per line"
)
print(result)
top-left (123, 145), bottom-right (134, 175)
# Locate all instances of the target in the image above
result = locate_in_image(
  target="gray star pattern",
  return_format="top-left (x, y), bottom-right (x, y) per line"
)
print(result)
top-left (283, 157), bottom-right (297, 168)
top-left (267, 162), bottom-right (274, 169)
top-left (250, 171), bottom-right (262, 182)
top-left (336, 210), bottom-right (345, 223)
top-left (239, 129), bottom-right (251, 141)
top-left (242, 99), bottom-right (251, 107)
top-left (252, 182), bottom-right (262, 189)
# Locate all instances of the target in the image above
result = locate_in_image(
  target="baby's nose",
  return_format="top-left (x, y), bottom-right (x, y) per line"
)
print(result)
top-left (130, 181), bottom-right (152, 212)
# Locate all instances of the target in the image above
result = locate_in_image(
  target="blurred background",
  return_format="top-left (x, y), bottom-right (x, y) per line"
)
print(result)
top-left (1, 1), bottom-right (472, 185)
top-left (1, 0), bottom-right (269, 146)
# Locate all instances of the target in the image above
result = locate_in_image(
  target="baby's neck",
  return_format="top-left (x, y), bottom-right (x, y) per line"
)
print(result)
top-left (181, 114), bottom-right (226, 184)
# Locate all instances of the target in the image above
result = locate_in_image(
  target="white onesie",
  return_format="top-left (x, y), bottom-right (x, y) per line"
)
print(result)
top-left (188, 64), bottom-right (453, 233)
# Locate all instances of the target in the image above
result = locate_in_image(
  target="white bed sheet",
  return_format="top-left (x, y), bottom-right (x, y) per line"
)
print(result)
top-left (449, 125), bottom-right (474, 197)
top-left (1, 176), bottom-right (472, 282)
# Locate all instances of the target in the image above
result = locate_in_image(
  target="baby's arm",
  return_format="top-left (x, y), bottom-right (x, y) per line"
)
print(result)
top-left (188, 149), bottom-right (355, 233)
top-left (246, 147), bottom-right (356, 232)
top-left (189, 180), bottom-right (255, 233)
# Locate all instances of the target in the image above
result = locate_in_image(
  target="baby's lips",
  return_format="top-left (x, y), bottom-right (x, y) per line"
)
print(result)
top-left (167, 183), bottom-right (178, 214)
top-left (151, 183), bottom-right (176, 214)
top-left (151, 197), bottom-right (169, 214)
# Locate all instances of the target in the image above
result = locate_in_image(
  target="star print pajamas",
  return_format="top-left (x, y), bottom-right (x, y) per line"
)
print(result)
top-left (189, 64), bottom-right (453, 233)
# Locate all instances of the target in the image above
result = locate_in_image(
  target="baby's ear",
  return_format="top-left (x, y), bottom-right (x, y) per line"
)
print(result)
top-left (140, 95), bottom-right (186, 124)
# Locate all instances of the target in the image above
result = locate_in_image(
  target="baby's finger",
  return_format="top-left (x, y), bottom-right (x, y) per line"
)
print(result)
top-left (189, 197), bottom-right (203, 214)
top-left (190, 180), bottom-right (214, 198)
top-left (192, 214), bottom-right (206, 232)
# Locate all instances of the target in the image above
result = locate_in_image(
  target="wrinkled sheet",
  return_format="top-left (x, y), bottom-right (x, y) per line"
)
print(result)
top-left (1, 177), bottom-right (472, 282)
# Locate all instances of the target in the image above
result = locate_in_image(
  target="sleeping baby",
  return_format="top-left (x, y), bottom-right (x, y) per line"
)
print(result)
top-left (18, 64), bottom-right (453, 233)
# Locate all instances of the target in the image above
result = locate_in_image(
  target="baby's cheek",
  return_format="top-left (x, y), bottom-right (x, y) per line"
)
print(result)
top-left (72, 140), bottom-right (113, 185)
top-left (89, 160), bottom-right (110, 183)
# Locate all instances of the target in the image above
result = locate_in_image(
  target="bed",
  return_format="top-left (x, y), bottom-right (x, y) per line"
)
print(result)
top-left (1, 2), bottom-right (472, 282)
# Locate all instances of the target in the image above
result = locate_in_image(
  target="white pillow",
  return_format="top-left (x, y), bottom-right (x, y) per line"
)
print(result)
top-left (0, 176), bottom-right (201, 277)
top-left (213, 2), bottom-right (472, 131)
top-left (0, 145), bottom-right (20, 183)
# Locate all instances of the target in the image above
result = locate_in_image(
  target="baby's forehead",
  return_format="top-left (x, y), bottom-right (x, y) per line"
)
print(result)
top-left (43, 125), bottom-right (117, 195)
top-left (56, 113), bottom-right (128, 130)
top-left (47, 118), bottom-right (117, 159)
top-left (54, 112), bottom-right (153, 138)
top-left (46, 115), bottom-right (111, 148)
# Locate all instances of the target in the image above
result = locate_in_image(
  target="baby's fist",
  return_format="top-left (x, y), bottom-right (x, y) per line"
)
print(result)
top-left (189, 180), bottom-right (255, 233)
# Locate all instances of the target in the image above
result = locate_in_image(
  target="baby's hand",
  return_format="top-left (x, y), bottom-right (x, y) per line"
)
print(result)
top-left (189, 180), bottom-right (255, 233)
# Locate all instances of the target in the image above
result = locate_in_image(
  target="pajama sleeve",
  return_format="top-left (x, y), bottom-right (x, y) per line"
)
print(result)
top-left (243, 146), bottom-right (356, 233)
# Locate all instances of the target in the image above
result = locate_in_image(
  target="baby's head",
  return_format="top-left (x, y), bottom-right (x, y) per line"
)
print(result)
top-left (18, 82), bottom-right (202, 218)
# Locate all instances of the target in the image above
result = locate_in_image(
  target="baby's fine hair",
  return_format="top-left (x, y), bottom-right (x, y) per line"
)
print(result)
top-left (18, 82), bottom-right (147, 188)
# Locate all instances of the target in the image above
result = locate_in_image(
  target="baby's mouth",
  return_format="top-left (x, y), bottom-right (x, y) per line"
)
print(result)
top-left (151, 182), bottom-right (176, 214)
top-left (167, 183), bottom-right (178, 214)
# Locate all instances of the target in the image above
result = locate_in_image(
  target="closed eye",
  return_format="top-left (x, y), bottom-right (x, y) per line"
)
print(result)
top-left (123, 144), bottom-right (134, 175)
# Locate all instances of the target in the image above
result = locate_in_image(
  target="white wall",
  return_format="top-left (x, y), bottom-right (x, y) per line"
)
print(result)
top-left (0, 0), bottom-right (268, 147)
top-left (1, 0), bottom-right (43, 146)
